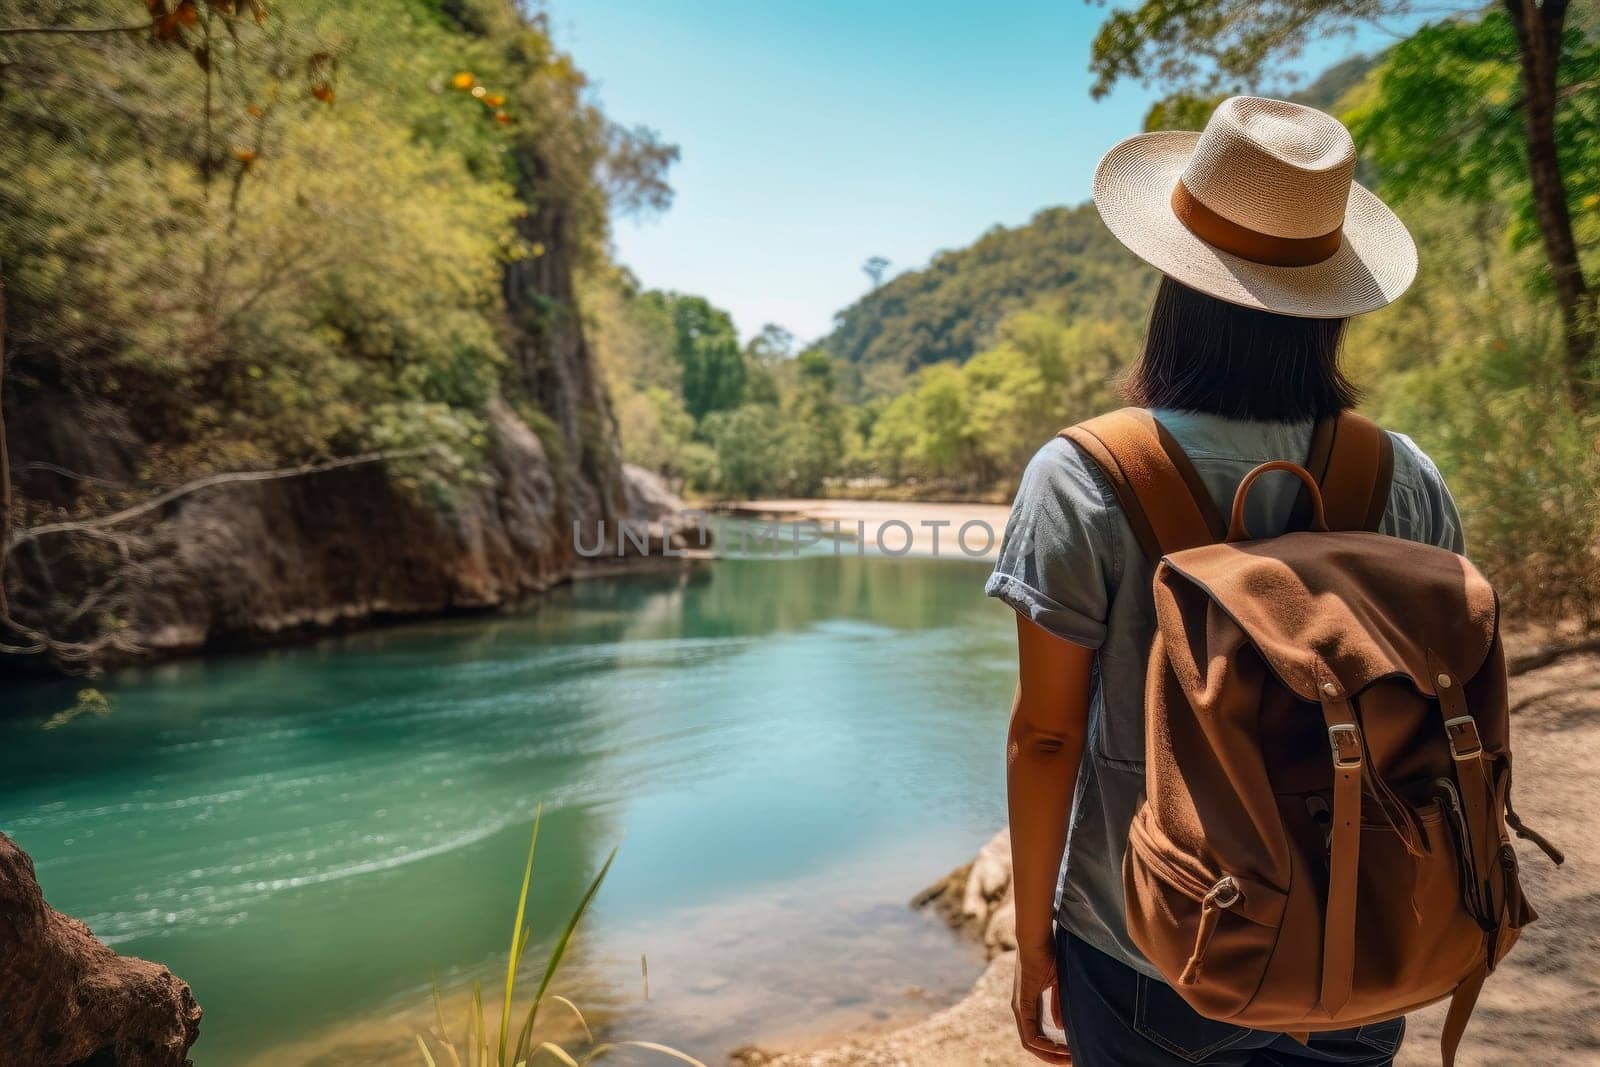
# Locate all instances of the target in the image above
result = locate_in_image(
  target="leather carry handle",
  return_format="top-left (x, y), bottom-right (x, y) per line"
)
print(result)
top-left (1227, 461), bottom-right (1328, 543)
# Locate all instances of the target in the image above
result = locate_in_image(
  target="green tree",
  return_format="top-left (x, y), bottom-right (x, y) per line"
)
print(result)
top-left (867, 390), bottom-right (923, 483)
top-left (1090, 0), bottom-right (1599, 406)
top-left (1345, 11), bottom-right (1599, 406)
top-left (911, 363), bottom-right (975, 480)
top-left (1346, 13), bottom-right (1598, 277)
top-left (964, 313), bottom-right (1128, 484)
top-left (613, 386), bottom-right (690, 475)
top-left (642, 292), bottom-right (747, 420)
top-left (862, 255), bottom-right (890, 288)
top-left (781, 349), bottom-right (846, 495)
top-left (702, 404), bottom-right (785, 498)
top-left (745, 323), bottom-right (796, 364)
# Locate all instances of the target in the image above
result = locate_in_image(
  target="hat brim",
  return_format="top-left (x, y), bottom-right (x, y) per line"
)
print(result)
top-left (1092, 131), bottom-right (1417, 319)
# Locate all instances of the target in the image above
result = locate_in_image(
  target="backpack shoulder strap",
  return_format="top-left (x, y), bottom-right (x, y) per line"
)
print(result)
top-left (1294, 410), bottom-right (1395, 532)
top-left (1059, 408), bottom-right (1226, 562)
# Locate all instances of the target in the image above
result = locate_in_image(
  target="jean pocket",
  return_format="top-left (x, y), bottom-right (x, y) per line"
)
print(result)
top-left (1133, 974), bottom-right (1252, 1063)
top-left (1355, 1017), bottom-right (1405, 1054)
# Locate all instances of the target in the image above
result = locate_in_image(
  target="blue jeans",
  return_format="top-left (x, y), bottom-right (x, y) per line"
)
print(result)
top-left (1055, 928), bottom-right (1405, 1066)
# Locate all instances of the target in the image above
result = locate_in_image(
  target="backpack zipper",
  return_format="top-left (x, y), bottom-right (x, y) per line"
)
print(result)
top-left (1178, 875), bottom-right (1242, 985)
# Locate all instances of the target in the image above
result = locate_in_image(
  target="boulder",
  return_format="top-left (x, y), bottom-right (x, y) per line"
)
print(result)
top-left (619, 463), bottom-right (712, 555)
top-left (621, 463), bottom-right (680, 520)
top-left (912, 828), bottom-right (1016, 957)
top-left (0, 833), bottom-right (201, 1065)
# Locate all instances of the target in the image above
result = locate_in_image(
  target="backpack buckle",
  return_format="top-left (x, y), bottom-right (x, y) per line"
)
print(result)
top-left (1327, 723), bottom-right (1363, 768)
top-left (1445, 715), bottom-right (1483, 760)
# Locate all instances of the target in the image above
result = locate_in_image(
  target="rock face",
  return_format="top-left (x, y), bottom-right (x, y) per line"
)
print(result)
top-left (616, 463), bottom-right (708, 557)
top-left (5, 398), bottom-right (661, 666)
top-left (621, 462), bottom-right (682, 521)
top-left (0, 833), bottom-right (201, 1065)
top-left (129, 400), bottom-right (598, 655)
top-left (913, 828), bottom-right (1016, 957)
top-left (1, 214), bottom-right (699, 671)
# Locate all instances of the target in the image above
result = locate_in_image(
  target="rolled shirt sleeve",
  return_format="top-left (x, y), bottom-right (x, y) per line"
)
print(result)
top-left (984, 437), bottom-right (1120, 649)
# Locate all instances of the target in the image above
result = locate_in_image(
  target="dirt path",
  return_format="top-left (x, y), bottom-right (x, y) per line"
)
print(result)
top-left (754, 653), bottom-right (1600, 1066)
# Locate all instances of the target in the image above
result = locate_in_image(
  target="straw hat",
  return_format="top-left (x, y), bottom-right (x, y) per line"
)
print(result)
top-left (1092, 96), bottom-right (1416, 319)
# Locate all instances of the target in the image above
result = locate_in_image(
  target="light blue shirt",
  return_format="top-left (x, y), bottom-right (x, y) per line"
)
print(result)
top-left (985, 408), bottom-right (1464, 978)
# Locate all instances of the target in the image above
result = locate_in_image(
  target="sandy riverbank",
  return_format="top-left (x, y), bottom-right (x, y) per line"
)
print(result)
top-left (745, 650), bottom-right (1600, 1066)
top-left (718, 499), bottom-right (1013, 561)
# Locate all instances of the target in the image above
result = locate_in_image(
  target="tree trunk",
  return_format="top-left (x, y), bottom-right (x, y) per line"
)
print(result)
top-left (0, 259), bottom-right (11, 617)
top-left (1504, 0), bottom-right (1595, 408)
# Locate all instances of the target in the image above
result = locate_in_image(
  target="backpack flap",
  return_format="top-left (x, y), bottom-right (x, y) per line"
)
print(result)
top-left (1152, 532), bottom-right (1497, 706)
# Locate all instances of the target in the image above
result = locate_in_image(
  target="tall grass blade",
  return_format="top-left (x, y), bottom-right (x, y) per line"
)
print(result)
top-left (511, 845), bottom-right (618, 1063)
top-left (417, 1035), bottom-right (439, 1067)
top-left (430, 972), bottom-right (464, 1067)
top-left (615, 1041), bottom-right (707, 1066)
top-left (579, 1042), bottom-right (708, 1067)
top-left (471, 980), bottom-right (486, 1067)
top-left (548, 995), bottom-right (592, 1044)
top-left (500, 807), bottom-right (544, 1065)
top-left (535, 1042), bottom-right (582, 1066)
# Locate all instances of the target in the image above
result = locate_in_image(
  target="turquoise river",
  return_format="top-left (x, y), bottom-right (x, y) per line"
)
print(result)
top-left (1, 554), bottom-right (1018, 1064)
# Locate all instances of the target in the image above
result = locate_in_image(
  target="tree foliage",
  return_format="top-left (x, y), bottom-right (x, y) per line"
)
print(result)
top-left (1346, 12), bottom-right (1600, 272)
top-left (584, 277), bottom-right (838, 497)
top-left (1, 0), bottom-right (673, 482)
top-left (1088, 0), bottom-right (1393, 100)
top-left (860, 312), bottom-right (1133, 490)
top-left (1346, 197), bottom-right (1600, 625)
top-left (1141, 52), bottom-right (1380, 133)
top-left (0, 0), bottom-right (677, 659)
top-left (639, 292), bottom-right (747, 421)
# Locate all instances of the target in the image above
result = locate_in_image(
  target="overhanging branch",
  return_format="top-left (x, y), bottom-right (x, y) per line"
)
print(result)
top-left (9, 447), bottom-right (431, 555)
top-left (0, 21), bottom-right (154, 37)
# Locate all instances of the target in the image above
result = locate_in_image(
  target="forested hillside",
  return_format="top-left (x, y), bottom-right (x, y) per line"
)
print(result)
top-left (0, 0), bottom-right (677, 671)
top-left (822, 205), bottom-right (1151, 380)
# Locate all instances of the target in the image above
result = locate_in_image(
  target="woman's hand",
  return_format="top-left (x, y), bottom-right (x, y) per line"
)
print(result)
top-left (1012, 943), bottom-right (1071, 1064)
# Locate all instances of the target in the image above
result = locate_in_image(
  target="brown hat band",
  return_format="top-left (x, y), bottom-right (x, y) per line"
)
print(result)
top-left (1171, 181), bottom-right (1343, 267)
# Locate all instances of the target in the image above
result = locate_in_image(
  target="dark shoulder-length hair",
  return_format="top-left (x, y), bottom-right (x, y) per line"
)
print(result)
top-left (1123, 276), bottom-right (1360, 422)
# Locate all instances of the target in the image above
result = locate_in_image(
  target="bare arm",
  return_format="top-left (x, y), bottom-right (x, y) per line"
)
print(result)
top-left (1007, 614), bottom-right (1095, 1063)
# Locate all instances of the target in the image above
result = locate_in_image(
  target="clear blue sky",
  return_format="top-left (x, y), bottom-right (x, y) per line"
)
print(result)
top-left (548, 2), bottom-right (1403, 345)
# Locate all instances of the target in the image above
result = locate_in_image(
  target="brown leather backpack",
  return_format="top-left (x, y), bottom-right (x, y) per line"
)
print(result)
top-left (1062, 408), bottom-right (1562, 1066)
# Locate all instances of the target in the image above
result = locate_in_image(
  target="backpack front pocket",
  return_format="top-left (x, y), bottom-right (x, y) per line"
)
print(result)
top-left (1341, 796), bottom-right (1487, 1017)
top-left (1124, 809), bottom-right (1288, 1022)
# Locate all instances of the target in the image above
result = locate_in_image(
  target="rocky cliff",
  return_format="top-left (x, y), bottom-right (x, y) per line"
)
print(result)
top-left (2, 201), bottom-right (687, 675)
